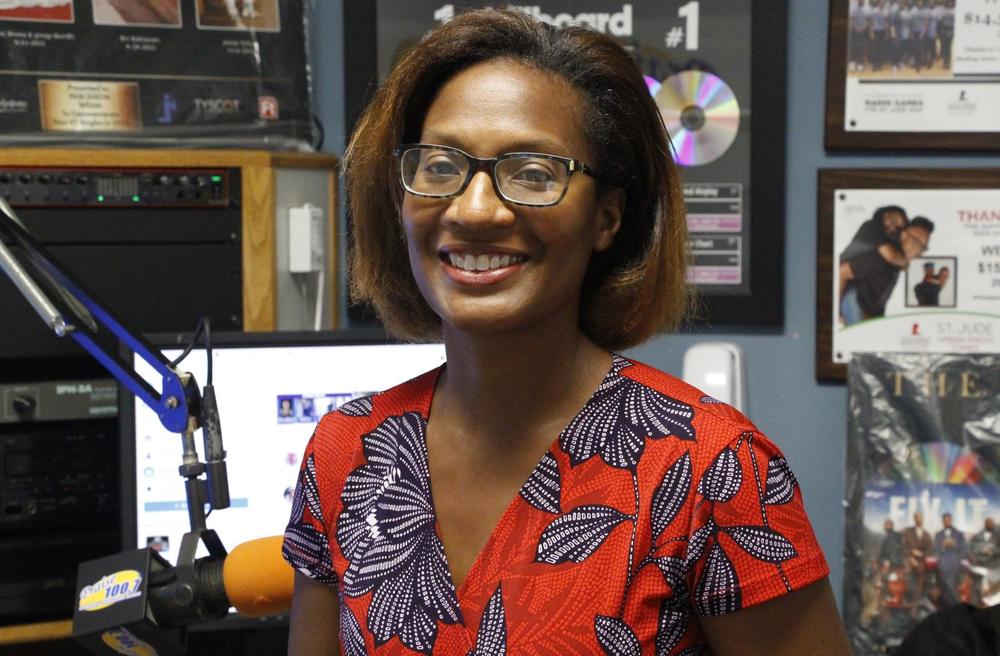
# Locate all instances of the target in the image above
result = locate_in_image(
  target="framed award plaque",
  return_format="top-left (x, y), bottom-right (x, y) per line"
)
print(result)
top-left (825, 0), bottom-right (1000, 151)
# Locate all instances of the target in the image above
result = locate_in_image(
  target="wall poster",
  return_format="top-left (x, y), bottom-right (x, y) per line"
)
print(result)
top-left (0, 0), bottom-right (313, 149)
top-left (816, 168), bottom-right (1000, 380)
top-left (845, 353), bottom-right (1000, 654)
top-left (825, 0), bottom-right (1000, 150)
top-left (344, 1), bottom-right (787, 326)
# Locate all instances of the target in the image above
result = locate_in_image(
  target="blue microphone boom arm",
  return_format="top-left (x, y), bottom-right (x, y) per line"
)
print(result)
top-left (0, 194), bottom-right (231, 517)
top-left (0, 195), bottom-right (197, 434)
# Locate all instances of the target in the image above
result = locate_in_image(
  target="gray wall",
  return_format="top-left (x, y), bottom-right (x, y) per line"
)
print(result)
top-left (307, 1), bottom-right (993, 605)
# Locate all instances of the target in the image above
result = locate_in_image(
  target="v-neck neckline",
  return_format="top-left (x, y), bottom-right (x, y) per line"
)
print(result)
top-left (419, 354), bottom-right (624, 614)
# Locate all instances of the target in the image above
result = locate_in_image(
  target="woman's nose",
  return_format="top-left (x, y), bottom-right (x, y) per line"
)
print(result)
top-left (447, 171), bottom-right (514, 227)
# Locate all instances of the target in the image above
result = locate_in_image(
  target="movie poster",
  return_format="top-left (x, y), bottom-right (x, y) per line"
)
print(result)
top-left (845, 353), bottom-right (1000, 654)
top-left (832, 188), bottom-right (1000, 365)
top-left (0, 0), bottom-right (311, 148)
top-left (842, 0), bottom-right (1000, 133)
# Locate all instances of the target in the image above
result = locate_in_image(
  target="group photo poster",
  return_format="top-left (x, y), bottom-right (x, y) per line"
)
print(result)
top-left (824, 0), bottom-right (1000, 150)
top-left (816, 169), bottom-right (1000, 380)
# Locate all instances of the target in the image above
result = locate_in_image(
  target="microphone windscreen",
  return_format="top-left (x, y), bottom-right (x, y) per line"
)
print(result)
top-left (222, 536), bottom-right (295, 617)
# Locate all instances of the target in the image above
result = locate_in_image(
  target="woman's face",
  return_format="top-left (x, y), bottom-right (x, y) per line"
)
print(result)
top-left (881, 210), bottom-right (906, 240)
top-left (401, 59), bottom-right (621, 339)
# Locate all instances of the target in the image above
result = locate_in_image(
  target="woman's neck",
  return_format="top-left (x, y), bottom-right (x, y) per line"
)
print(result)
top-left (433, 322), bottom-right (612, 446)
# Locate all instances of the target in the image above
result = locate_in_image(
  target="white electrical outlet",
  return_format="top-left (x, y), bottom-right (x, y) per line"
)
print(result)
top-left (682, 341), bottom-right (746, 412)
top-left (288, 203), bottom-right (325, 273)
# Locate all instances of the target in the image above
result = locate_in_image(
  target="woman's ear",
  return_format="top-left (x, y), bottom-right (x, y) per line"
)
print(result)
top-left (594, 188), bottom-right (624, 253)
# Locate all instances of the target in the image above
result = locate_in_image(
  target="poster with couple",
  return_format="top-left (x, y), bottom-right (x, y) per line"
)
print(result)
top-left (844, 352), bottom-right (1000, 654)
top-left (816, 168), bottom-right (1000, 380)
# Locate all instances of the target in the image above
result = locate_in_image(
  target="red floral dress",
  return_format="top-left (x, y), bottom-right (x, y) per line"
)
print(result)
top-left (283, 355), bottom-right (829, 655)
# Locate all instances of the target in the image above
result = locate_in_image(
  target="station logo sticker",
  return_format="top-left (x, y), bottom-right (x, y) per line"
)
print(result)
top-left (78, 569), bottom-right (144, 612)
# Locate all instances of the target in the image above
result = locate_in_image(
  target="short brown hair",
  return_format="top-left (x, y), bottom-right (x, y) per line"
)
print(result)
top-left (346, 8), bottom-right (690, 350)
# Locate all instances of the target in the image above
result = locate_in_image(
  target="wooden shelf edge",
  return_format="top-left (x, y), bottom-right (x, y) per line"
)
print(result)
top-left (0, 619), bottom-right (72, 645)
top-left (0, 148), bottom-right (338, 170)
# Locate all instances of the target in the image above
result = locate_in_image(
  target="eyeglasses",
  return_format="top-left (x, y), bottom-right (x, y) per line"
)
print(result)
top-left (394, 143), bottom-right (598, 207)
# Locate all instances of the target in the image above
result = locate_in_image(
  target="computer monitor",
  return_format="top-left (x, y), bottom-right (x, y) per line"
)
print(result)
top-left (119, 330), bottom-right (446, 572)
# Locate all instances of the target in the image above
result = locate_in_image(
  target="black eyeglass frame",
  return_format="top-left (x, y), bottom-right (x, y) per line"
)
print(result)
top-left (393, 143), bottom-right (600, 207)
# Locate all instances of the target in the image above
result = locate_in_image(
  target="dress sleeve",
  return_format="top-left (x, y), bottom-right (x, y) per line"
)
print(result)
top-left (686, 430), bottom-right (829, 615)
top-left (282, 432), bottom-right (339, 585)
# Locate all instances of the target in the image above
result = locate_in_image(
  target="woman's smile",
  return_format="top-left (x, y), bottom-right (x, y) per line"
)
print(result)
top-left (444, 252), bottom-right (526, 273)
top-left (438, 245), bottom-right (528, 286)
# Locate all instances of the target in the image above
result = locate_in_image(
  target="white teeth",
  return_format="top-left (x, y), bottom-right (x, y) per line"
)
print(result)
top-left (446, 252), bottom-right (524, 272)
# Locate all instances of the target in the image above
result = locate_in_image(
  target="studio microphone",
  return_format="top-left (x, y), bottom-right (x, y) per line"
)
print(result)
top-left (221, 536), bottom-right (295, 617)
top-left (73, 536), bottom-right (294, 656)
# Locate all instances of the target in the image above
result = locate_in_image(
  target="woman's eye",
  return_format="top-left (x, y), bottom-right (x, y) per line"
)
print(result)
top-left (510, 164), bottom-right (557, 187)
top-left (422, 157), bottom-right (462, 177)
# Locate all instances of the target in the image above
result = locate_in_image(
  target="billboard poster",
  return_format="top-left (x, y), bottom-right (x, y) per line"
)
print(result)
top-left (0, 0), bottom-right (312, 149)
top-left (845, 353), bottom-right (1000, 654)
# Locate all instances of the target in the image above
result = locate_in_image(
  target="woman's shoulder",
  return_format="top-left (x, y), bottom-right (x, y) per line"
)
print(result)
top-left (616, 354), bottom-right (758, 436)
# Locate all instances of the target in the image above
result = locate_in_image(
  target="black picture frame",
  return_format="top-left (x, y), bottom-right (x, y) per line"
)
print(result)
top-left (824, 0), bottom-right (1000, 151)
top-left (343, 1), bottom-right (787, 328)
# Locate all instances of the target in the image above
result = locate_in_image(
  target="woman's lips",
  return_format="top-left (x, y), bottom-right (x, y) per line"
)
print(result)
top-left (440, 250), bottom-right (527, 285)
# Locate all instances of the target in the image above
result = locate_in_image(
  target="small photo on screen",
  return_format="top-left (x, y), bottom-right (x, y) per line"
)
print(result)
top-left (297, 396), bottom-right (315, 422)
top-left (277, 395), bottom-right (296, 423)
top-left (328, 393), bottom-right (354, 412)
top-left (92, 0), bottom-right (181, 27)
top-left (312, 395), bottom-right (335, 418)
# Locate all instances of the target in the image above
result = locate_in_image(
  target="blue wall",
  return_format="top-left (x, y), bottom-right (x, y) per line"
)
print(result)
top-left (308, 1), bottom-right (994, 605)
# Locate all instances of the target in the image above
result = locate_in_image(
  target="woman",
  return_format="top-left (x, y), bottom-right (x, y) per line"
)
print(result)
top-left (284, 9), bottom-right (850, 655)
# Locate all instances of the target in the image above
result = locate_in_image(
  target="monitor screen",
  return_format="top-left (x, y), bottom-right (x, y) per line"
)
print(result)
top-left (121, 331), bottom-right (446, 570)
